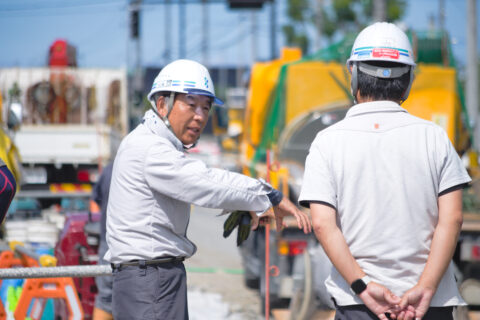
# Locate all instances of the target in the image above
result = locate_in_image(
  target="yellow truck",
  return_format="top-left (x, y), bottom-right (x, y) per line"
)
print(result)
top-left (235, 30), bottom-right (480, 317)
top-left (0, 92), bottom-right (22, 190)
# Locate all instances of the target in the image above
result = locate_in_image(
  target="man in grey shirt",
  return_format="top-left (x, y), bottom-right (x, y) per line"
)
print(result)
top-left (106, 59), bottom-right (311, 320)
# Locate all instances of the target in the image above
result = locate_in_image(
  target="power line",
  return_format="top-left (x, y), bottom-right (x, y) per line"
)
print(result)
top-left (143, 0), bottom-right (225, 4)
top-left (0, 0), bottom-right (125, 12)
top-left (0, 1), bottom-right (126, 17)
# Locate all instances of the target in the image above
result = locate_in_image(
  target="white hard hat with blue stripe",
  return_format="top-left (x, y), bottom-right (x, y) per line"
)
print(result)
top-left (148, 59), bottom-right (224, 106)
top-left (347, 22), bottom-right (416, 103)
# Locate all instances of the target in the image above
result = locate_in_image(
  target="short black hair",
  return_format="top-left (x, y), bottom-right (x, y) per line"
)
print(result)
top-left (151, 91), bottom-right (178, 109)
top-left (357, 61), bottom-right (411, 102)
top-left (152, 91), bottom-right (172, 102)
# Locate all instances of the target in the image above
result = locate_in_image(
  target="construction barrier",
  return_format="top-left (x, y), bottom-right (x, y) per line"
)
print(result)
top-left (0, 241), bottom-right (106, 319)
top-left (15, 277), bottom-right (83, 320)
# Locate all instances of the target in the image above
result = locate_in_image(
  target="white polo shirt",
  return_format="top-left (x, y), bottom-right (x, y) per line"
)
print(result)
top-left (299, 101), bottom-right (471, 306)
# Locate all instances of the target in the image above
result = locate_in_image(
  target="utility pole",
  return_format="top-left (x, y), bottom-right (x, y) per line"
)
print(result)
top-left (467, 0), bottom-right (479, 149)
top-left (129, 0), bottom-right (143, 124)
top-left (129, 0), bottom-right (141, 71)
top-left (179, 0), bottom-right (186, 58)
top-left (373, 0), bottom-right (386, 22)
top-left (202, 0), bottom-right (209, 66)
top-left (251, 10), bottom-right (258, 62)
top-left (270, 0), bottom-right (277, 59)
top-left (428, 13), bottom-right (436, 32)
top-left (164, 0), bottom-right (171, 63)
top-left (314, 0), bottom-right (323, 52)
top-left (438, 0), bottom-right (445, 32)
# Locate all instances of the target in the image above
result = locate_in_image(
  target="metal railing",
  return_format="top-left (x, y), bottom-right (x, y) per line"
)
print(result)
top-left (0, 265), bottom-right (112, 279)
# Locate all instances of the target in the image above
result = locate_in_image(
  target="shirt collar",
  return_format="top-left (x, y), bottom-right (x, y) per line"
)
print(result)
top-left (142, 110), bottom-right (184, 151)
top-left (346, 101), bottom-right (408, 118)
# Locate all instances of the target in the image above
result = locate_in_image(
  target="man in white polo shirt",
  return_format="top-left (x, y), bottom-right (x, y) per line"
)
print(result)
top-left (299, 22), bottom-right (471, 320)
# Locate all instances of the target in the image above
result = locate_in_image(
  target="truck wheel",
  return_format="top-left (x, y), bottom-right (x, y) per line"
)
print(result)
top-left (453, 306), bottom-right (470, 320)
top-left (245, 278), bottom-right (260, 289)
top-left (459, 278), bottom-right (480, 306)
top-left (288, 250), bottom-right (315, 320)
top-left (260, 274), bottom-right (285, 315)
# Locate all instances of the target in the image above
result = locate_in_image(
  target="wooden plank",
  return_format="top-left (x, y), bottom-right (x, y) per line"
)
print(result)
top-left (271, 309), bottom-right (289, 320)
top-left (313, 310), bottom-right (336, 320)
top-left (273, 309), bottom-right (480, 320)
top-left (272, 309), bottom-right (335, 320)
top-left (469, 311), bottom-right (480, 320)
top-left (461, 213), bottom-right (480, 232)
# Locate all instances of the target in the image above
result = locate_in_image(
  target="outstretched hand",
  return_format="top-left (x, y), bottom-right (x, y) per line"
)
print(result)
top-left (358, 282), bottom-right (401, 320)
top-left (271, 197), bottom-right (312, 234)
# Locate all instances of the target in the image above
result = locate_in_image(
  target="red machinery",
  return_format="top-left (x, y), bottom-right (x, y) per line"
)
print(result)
top-left (55, 211), bottom-right (100, 319)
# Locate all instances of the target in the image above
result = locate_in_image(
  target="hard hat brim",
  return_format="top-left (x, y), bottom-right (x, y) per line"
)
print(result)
top-left (185, 88), bottom-right (224, 106)
top-left (147, 88), bottom-right (224, 106)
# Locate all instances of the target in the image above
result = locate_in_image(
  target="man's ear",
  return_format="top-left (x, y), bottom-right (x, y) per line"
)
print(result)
top-left (156, 96), bottom-right (166, 117)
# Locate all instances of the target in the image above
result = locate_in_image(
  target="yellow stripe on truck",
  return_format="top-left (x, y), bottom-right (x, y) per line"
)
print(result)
top-left (49, 183), bottom-right (92, 193)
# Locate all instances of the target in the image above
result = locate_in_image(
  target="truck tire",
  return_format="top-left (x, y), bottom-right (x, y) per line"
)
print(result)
top-left (310, 244), bottom-right (335, 309)
top-left (453, 306), bottom-right (470, 320)
top-left (245, 278), bottom-right (260, 290)
top-left (288, 250), bottom-right (315, 320)
top-left (260, 269), bottom-right (286, 315)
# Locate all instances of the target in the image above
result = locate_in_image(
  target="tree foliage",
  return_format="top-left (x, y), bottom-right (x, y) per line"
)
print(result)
top-left (282, 0), bottom-right (311, 54)
top-left (282, 0), bottom-right (407, 54)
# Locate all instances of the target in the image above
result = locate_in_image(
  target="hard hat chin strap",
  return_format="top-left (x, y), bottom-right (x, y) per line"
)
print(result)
top-left (150, 91), bottom-right (176, 129)
top-left (400, 69), bottom-right (415, 105)
top-left (151, 91), bottom-right (199, 150)
top-left (183, 141), bottom-right (198, 150)
top-left (351, 62), bottom-right (359, 104)
top-left (162, 91), bottom-right (176, 128)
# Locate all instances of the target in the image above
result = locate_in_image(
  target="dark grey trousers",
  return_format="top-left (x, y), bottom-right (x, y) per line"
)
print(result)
top-left (95, 242), bottom-right (113, 314)
top-left (334, 304), bottom-right (454, 320)
top-left (112, 261), bottom-right (188, 320)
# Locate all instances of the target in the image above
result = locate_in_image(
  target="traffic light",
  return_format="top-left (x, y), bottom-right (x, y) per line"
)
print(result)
top-left (130, 9), bottom-right (139, 38)
top-left (228, 0), bottom-right (268, 9)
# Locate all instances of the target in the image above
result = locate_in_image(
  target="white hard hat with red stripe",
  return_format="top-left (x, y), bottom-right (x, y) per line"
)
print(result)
top-left (347, 22), bottom-right (416, 67)
top-left (347, 22), bottom-right (416, 103)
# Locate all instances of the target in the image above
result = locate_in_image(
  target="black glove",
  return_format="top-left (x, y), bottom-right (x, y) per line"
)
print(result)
top-left (223, 210), bottom-right (252, 246)
top-left (236, 213), bottom-right (252, 247)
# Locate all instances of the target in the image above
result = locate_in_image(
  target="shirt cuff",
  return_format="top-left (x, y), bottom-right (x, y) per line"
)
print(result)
top-left (267, 189), bottom-right (283, 206)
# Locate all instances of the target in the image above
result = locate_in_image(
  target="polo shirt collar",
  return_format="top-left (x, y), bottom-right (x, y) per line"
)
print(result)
top-left (346, 101), bottom-right (408, 118)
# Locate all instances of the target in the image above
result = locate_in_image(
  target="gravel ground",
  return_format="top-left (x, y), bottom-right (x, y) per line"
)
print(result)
top-left (185, 206), bottom-right (264, 320)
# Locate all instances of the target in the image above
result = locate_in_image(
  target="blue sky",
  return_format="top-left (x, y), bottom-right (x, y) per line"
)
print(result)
top-left (0, 0), bottom-right (478, 69)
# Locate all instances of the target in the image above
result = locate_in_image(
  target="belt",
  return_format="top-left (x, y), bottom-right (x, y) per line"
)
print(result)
top-left (111, 256), bottom-right (185, 270)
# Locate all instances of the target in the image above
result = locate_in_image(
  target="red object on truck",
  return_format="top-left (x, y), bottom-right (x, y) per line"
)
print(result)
top-left (48, 39), bottom-right (77, 67)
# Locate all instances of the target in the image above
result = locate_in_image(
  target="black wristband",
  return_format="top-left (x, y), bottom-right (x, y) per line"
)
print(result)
top-left (267, 189), bottom-right (283, 206)
top-left (350, 276), bottom-right (371, 295)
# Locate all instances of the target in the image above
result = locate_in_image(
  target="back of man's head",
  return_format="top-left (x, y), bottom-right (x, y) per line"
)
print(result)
top-left (357, 61), bottom-right (411, 103)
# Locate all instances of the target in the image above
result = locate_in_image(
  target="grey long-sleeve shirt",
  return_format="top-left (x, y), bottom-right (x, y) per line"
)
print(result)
top-left (105, 110), bottom-right (274, 263)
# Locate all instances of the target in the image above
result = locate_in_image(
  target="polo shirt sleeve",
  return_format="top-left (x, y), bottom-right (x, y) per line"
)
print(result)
top-left (437, 130), bottom-right (471, 194)
top-left (298, 137), bottom-right (337, 209)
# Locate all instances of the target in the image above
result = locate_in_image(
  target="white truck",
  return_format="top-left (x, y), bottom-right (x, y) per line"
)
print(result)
top-left (0, 67), bottom-right (128, 202)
